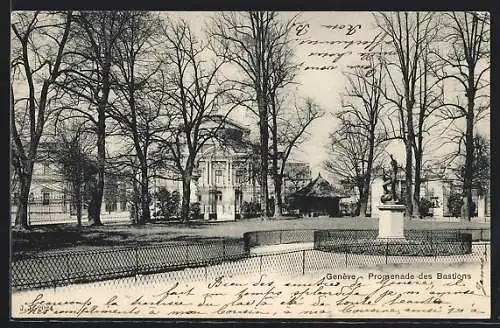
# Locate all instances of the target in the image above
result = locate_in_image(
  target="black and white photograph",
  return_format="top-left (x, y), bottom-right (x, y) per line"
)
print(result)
top-left (9, 10), bottom-right (491, 319)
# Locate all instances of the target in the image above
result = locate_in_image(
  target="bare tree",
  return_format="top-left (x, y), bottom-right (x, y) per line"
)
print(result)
top-left (108, 12), bottom-right (168, 225)
top-left (270, 97), bottom-right (323, 217)
top-left (10, 11), bottom-right (73, 229)
top-left (158, 18), bottom-right (238, 223)
top-left (324, 118), bottom-right (386, 217)
top-left (411, 46), bottom-right (444, 216)
top-left (208, 11), bottom-right (297, 219)
top-left (434, 11), bottom-right (490, 220)
top-left (56, 11), bottom-right (132, 225)
top-left (374, 12), bottom-right (437, 217)
top-left (331, 61), bottom-right (386, 217)
top-left (47, 120), bottom-right (97, 227)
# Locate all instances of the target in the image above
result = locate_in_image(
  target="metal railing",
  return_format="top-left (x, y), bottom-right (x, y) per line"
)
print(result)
top-left (11, 238), bottom-right (246, 291)
top-left (243, 228), bottom-right (490, 251)
top-left (12, 227), bottom-right (490, 292)
top-left (12, 242), bottom-right (490, 293)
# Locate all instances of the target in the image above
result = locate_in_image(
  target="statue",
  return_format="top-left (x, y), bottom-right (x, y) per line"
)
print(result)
top-left (390, 154), bottom-right (398, 201)
top-left (380, 155), bottom-right (399, 204)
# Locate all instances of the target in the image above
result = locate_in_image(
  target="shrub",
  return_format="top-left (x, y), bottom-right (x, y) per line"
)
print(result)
top-left (447, 193), bottom-right (463, 217)
top-left (241, 201), bottom-right (260, 219)
top-left (419, 197), bottom-right (434, 217)
top-left (189, 202), bottom-right (202, 220)
top-left (155, 187), bottom-right (180, 220)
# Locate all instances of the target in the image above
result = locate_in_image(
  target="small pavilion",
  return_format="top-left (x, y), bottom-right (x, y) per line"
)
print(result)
top-left (287, 173), bottom-right (346, 217)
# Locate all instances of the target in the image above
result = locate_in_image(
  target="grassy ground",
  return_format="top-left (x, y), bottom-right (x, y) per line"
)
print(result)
top-left (12, 216), bottom-right (489, 254)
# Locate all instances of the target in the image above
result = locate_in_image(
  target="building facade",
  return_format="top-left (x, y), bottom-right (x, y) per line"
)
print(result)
top-left (11, 142), bottom-right (130, 226)
top-left (156, 119), bottom-right (313, 221)
top-left (155, 118), bottom-right (260, 221)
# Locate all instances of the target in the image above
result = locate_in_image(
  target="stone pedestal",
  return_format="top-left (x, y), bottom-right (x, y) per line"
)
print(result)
top-left (377, 203), bottom-right (406, 241)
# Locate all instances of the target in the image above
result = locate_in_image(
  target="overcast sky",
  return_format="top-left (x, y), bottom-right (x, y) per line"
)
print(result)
top-left (170, 11), bottom-right (490, 177)
top-left (175, 11), bottom-right (385, 176)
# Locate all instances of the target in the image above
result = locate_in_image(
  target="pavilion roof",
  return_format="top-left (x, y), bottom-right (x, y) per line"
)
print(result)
top-left (289, 173), bottom-right (347, 199)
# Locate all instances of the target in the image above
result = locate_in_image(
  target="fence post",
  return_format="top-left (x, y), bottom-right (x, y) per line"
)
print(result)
top-left (185, 244), bottom-right (189, 263)
top-left (134, 246), bottom-right (139, 276)
top-left (345, 249), bottom-right (348, 267)
top-left (480, 229), bottom-right (483, 241)
top-left (259, 255), bottom-right (263, 275)
top-left (302, 250), bottom-right (306, 275)
top-left (385, 243), bottom-right (388, 264)
top-left (222, 239), bottom-right (226, 257)
top-left (65, 254), bottom-right (69, 282)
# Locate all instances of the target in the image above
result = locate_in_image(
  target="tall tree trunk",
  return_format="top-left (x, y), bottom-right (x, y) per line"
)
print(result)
top-left (75, 182), bottom-right (82, 227)
top-left (359, 188), bottom-right (369, 218)
top-left (91, 114), bottom-right (105, 226)
top-left (357, 184), bottom-right (365, 216)
top-left (405, 99), bottom-right (415, 218)
top-left (271, 104), bottom-right (280, 219)
top-left (140, 166), bottom-right (151, 224)
top-left (15, 170), bottom-right (33, 229)
top-left (360, 137), bottom-right (375, 218)
top-left (181, 176), bottom-right (191, 224)
top-left (90, 61), bottom-right (112, 226)
top-left (273, 178), bottom-right (283, 218)
top-left (413, 150), bottom-right (422, 218)
top-left (257, 92), bottom-right (269, 219)
top-left (358, 190), bottom-right (368, 218)
top-left (181, 163), bottom-right (193, 223)
top-left (464, 91), bottom-right (475, 222)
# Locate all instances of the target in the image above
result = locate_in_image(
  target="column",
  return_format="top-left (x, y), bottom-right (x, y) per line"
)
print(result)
top-left (206, 160), bottom-right (210, 186)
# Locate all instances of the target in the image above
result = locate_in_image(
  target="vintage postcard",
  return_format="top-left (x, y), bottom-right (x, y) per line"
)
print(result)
top-left (10, 11), bottom-right (491, 319)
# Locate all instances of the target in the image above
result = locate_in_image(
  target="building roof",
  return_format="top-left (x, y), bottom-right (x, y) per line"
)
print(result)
top-left (209, 114), bottom-right (251, 134)
top-left (289, 173), bottom-right (347, 199)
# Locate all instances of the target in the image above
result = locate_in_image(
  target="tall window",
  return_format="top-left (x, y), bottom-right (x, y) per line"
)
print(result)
top-left (42, 192), bottom-right (50, 205)
top-left (235, 169), bottom-right (245, 185)
top-left (43, 163), bottom-right (50, 175)
top-left (215, 169), bottom-right (223, 185)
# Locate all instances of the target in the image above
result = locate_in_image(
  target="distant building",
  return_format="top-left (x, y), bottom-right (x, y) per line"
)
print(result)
top-left (10, 142), bottom-right (72, 225)
top-left (155, 117), bottom-right (260, 221)
top-left (10, 142), bottom-right (129, 226)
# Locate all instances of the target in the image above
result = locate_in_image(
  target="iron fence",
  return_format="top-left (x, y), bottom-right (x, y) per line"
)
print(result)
top-left (11, 238), bottom-right (246, 291)
top-left (11, 197), bottom-right (72, 226)
top-left (11, 227), bottom-right (490, 292)
top-left (15, 242), bottom-right (490, 293)
top-left (243, 228), bottom-right (490, 251)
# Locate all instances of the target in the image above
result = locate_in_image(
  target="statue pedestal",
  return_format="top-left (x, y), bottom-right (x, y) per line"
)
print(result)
top-left (377, 203), bottom-right (406, 241)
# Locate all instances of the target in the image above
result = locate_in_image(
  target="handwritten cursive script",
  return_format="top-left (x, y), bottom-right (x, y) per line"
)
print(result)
top-left (13, 263), bottom-right (489, 319)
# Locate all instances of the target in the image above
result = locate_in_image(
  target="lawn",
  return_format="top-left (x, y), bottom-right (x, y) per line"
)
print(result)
top-left (12, 216), bottom-right (489, 254)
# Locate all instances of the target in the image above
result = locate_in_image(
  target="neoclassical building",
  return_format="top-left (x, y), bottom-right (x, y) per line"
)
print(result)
top-left (156, 117), bottom-right (260, 221)
top-left (157, 116), bottom-right (312, 221)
